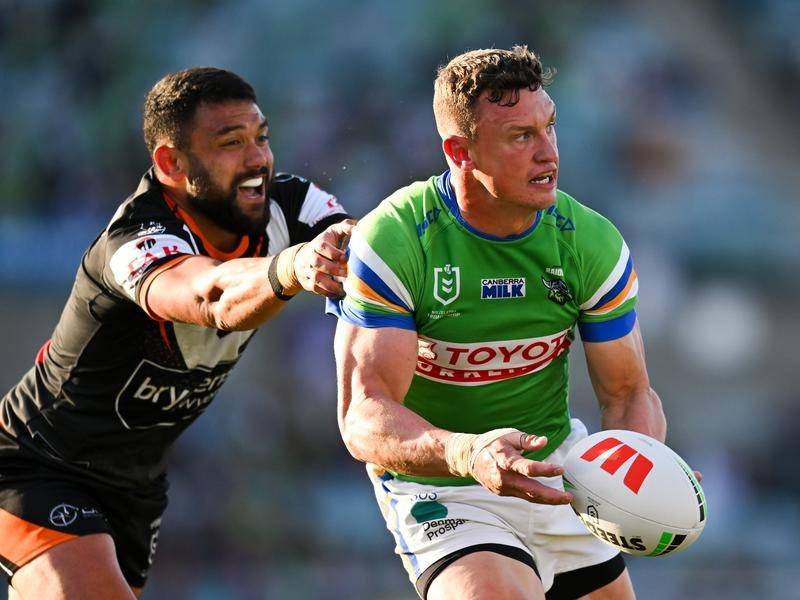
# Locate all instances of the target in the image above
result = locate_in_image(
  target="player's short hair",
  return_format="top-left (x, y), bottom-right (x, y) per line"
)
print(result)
top-left (433, 45), bottom-right (553, 138)
top-left (143, 67), bottom-right (257, 153)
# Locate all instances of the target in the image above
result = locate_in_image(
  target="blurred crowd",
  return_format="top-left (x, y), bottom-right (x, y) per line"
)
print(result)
top-left (1, 0), bottom-right (798, 598)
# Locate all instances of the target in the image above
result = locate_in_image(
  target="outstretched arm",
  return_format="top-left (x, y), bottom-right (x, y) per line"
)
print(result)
top-left (583, 320), bottom-right (666, 442)
top-left (143, 220), bottom-right (354, 330)
top-left (335, 320), bottom-right (572, 504)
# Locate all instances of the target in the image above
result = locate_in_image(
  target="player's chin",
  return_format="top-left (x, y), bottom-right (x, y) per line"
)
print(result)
top-left (234, 200), bottom-right (267, 233)
top-left (235, 192), bottom-right (267, 219)
top-left (522, 188), bottom-right (557, 211)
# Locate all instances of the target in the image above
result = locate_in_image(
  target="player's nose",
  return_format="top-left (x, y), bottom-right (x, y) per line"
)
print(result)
top-left (244, 140), bottom-right (272, 171)
top-left (534, 133), bottom-right (558, 164)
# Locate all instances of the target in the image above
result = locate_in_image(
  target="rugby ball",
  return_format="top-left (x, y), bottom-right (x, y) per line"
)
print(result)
top-left (562, 430), bottom-right (706, 557)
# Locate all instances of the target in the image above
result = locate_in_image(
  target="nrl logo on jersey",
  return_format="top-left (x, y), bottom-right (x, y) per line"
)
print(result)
top-left (542, 267), bottom-right (573, 305)
top-left (433, 264), bottom-right (460, 305)
top-left (481, 278), bottom-right (526, 299)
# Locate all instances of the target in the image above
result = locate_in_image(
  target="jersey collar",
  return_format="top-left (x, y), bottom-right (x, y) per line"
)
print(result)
top-left (434, 170), bottom-right (542, 241)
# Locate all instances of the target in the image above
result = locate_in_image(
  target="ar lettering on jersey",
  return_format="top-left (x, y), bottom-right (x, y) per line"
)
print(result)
top-left (546, 266), bottom-right (564, 277)
top-left (110, 233), bottom-right (194, 300)
top-left (481, 277), bottom-right (526, 299)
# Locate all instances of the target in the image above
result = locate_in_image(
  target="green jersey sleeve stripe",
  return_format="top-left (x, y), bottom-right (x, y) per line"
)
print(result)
top-left (348, 231), bottom-right (415, 311)
top-left (345, 249), bottom-right (412, 314)
top-left (584, 270), bottom-right (638, 317)
top-left (580, 242), bottom-right (631, 310)
top-left (326, 298), bottom-right (416, 330)
top-left (578, 310), bottom-right (637, 342)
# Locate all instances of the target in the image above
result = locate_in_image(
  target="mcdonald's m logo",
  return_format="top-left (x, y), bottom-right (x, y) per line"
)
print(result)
top-left (580, 437), bottom-right (654, 494)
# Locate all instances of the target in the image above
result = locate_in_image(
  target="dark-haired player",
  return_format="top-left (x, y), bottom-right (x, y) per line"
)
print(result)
top-left (0, 67), bottom-right (353, 599)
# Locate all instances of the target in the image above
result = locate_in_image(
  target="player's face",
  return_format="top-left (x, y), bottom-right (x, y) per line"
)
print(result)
top-left (182, 100), bottom-right (273, 236)
top-left (469, 87), bottom-right (558, 210)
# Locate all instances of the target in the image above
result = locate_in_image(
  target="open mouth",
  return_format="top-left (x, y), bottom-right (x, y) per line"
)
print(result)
top-left (237, 177), bottom-right (265, 201)
top-left (529, 172), bottom-right (556, 185)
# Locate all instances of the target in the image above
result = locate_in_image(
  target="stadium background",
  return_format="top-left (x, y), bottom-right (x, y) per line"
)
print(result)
top-left (1, 1), bottom-right (798, 598)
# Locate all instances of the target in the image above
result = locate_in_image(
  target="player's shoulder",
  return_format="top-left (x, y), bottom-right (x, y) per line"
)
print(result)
top-left (268, 171), bottom-right (312, 198)
top-left (106, 169), bottom-right (179, 236)
top-left (544, 189), bottom-right (615, 231)
top-left (268, 172), bottom-right (346, 225)
top-left (360, 175), bottom-right (442, 239)
top-left (543, 189), bottom-right (623, 245)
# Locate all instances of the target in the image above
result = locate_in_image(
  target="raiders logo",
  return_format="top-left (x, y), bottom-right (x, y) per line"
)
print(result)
top-left (541, 276), bottom-right (573, 305)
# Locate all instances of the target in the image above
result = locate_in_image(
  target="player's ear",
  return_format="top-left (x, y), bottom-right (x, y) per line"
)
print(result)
top-left (153, 144), bottom-right (187, 183)
top-left (442, 136), bottom-right (475, 172)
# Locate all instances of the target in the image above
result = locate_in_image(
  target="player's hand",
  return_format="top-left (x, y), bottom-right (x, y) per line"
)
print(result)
top-left (294, 219), bottom-right (355, 298)
top-left (470, 431), bottom-right (573, 506)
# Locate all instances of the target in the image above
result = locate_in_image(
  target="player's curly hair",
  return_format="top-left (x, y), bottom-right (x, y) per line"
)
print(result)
top-left (433, 45), bottom-right (553, 138)
top-left (143, 67), bottom-right (257, 153)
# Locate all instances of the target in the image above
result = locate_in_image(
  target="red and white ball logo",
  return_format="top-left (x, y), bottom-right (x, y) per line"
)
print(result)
top-left (563, 430), bottom-right (706, 557)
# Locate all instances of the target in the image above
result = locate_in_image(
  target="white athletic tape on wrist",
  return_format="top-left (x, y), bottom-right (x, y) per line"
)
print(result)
top-left (444, 428), bottom-right (521, 477)
top-left (444, 433), bottom-right (474, 477)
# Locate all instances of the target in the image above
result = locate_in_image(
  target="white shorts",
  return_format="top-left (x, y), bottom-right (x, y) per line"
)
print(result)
top-left (367, 419), bottom-right (621, 598)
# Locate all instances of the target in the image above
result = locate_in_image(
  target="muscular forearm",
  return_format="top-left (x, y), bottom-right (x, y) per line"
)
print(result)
top-left (196, 256), bottom-right (289, 331)
top-left (148, 222), bottom-right (350, 329)
top-left (341, 393), bottom-right (454, 477)
top-left (599, 387), bottom-right (666, 442)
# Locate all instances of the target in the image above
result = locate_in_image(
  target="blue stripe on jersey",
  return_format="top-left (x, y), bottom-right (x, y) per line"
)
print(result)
top-left (326, 298), bottom-right (417, 330)
top-left (578, 310), bottom-right (637, 342)
top-left (590, 257), bottom-right (633, 311)
top-left (435, 170), bottom-right (542, 241)
top-left (349, 248), bottom-right (413, 313)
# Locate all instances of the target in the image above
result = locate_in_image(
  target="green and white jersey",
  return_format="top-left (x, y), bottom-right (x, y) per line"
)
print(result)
top-left (329, 171), bottom-right (638, 485)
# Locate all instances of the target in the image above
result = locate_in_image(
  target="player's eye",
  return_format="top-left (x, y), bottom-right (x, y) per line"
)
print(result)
top-left (222, 139), bottom-right (242, 147)
top-left (257, 134), bottom-right (270, 144)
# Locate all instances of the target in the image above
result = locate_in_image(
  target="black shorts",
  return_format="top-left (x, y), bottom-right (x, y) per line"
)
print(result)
top-left (0, 457), bottom-right (168, 588)
top-left (418, 544), bottom-right (626, 599)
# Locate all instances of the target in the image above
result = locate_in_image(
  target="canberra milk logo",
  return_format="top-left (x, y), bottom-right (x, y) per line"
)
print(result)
top-left (433, 264), bottom-right (460, 305)
top-left (481, 277), bottom-right (526, 299)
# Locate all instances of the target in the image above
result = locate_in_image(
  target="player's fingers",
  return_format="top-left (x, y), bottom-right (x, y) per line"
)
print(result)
top-left (506, 456), bottom-right (564, 479)
top-left (502, 431), bottom-right (548, 452)
top-left (311, 273), bottom-right (345, 298)
top-left (308, 255), bottom-right (347, 279)
top-left (520, 433), bottom-right (547, 452)
top-left (322, 219), bottom-right (356, 241)
top-left (502, 473), bottom-right (572, 505)
top-left (314, 240), bottom-right (347, 263)
top-left (693, 470), bottom-right (703, 483)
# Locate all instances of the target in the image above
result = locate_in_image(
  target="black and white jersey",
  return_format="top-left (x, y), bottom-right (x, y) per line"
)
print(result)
top-left (0, 169), bottom-right (348, 489)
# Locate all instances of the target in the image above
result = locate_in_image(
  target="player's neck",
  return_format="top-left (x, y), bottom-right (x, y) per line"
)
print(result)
top-left (162, 185), bottom-right (243, 252)
top-left (451, 172), bottom-right (538, 238)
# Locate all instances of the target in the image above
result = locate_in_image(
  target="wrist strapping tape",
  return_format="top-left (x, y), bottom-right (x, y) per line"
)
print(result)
top-left (444, 427), bottom-right (521, 477)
